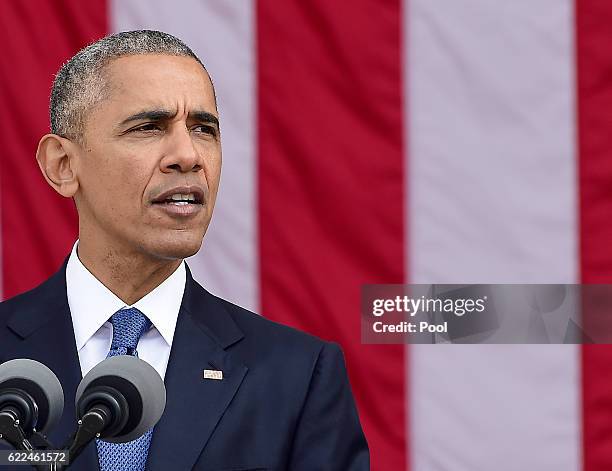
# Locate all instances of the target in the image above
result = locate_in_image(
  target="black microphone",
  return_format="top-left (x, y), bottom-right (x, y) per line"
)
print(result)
top-left (0, 359), bottom-right (64, 450)
top-left (65, 356), bottom-right (165, 463)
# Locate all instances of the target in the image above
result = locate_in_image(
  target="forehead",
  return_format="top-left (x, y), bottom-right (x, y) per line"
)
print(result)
top-left (101, 54), bottom-right (216, 114)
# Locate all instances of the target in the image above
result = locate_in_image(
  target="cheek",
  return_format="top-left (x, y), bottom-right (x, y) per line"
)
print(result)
top-left (203, 149), bottom-right (222, 191)
top-left (80, 150), bottom-right (151, 213)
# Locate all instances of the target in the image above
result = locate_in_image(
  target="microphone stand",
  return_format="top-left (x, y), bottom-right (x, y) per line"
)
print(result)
top-left (0, 410), bottom-right (53, 471)
top-left (60, 407), bottom-right (109, 468)
top-left (0, 410), bottom-right (34, 451)
top-left (0, 408), bottom-right (109, 471)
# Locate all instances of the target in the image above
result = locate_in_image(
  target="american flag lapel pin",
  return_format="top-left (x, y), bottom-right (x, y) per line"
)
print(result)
top-left (203, 369), bottom-right (223, 380)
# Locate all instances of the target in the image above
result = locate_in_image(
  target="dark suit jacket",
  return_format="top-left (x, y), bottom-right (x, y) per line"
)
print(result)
top-left (0, 262), bottom-right (369, 470)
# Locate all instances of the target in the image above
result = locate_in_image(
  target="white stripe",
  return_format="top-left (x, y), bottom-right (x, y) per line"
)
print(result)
top-left (111, 0), bottom-right (259, 312)
top-left (405, 0), bottom-right (579, 469)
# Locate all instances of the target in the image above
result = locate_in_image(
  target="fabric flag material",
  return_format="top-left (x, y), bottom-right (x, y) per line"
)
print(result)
top-left (2, 0), bottom-right (612, 469)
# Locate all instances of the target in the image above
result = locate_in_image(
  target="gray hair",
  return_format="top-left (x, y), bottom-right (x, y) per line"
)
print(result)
top-left (50, 30), bottom-right (213, 141)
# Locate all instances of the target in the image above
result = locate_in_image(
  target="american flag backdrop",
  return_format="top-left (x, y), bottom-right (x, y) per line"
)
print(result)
top-left (2, 1), bottom-right (612, 470)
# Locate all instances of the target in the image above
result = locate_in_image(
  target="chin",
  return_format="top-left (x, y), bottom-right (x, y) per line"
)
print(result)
top-left (143, 234), bottom-right (204, 261)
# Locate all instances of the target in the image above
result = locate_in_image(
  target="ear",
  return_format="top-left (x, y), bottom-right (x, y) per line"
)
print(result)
top-left (36, 134), bottom-right (80, 198)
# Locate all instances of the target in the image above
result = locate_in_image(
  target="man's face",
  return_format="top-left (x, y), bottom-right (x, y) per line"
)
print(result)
top-left (74, 54), bottom-right (221, 261)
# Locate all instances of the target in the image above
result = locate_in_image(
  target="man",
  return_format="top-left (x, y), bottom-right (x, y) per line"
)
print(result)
top-left (0, 30), bottom-right (369, 470)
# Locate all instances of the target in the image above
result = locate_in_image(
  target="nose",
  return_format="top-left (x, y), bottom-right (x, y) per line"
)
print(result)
top-left (159, 126), bottom-right (202, 173)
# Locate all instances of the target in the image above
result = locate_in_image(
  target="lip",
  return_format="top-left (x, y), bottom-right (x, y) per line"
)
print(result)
top-left (153, 201), bottom-right (203, 218)
top-left (151, 185), bottom-right (206, 205)
top-left (150, 185), bottom-right (206, 218)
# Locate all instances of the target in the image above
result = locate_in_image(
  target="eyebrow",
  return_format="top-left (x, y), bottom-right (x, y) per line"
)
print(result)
top-left (119, 109), bottom-right (220, 129)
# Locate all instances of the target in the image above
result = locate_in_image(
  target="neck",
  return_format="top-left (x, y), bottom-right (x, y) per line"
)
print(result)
top-left (76, 240), bottom-right (182, 305)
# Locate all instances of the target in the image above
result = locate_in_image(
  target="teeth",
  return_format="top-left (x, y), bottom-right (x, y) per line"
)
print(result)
top-left (168, 193), bottom-right (196, 202)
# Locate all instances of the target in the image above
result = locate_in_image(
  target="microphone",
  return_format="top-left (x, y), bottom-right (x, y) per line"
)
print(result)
top-left (66, 356), bottom-right (165, 462)
top-left (0, 359), bottom-right (64, 449)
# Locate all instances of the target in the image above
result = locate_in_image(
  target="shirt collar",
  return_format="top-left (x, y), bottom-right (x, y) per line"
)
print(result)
top-left (66, 241), bottom-right (186, 350)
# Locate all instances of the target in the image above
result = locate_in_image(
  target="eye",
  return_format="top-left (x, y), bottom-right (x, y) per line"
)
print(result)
top-left (191, 124), bottom-right (218, 138)
top-left (129, 123), bottom-right (162, 133)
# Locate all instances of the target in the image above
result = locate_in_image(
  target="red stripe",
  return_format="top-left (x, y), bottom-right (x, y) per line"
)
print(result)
top-left (0, 0), bottom-right (107, 299)
top-left (576, 0), bottom-right (612, 468)
top-left (257, 1), bottom-right (406, 469)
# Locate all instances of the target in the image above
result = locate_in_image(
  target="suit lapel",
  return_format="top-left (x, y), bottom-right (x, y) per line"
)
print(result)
top-left (5, 264), bottom-right (100, 470)
top-left (146, 271), bottom-right (248, 471)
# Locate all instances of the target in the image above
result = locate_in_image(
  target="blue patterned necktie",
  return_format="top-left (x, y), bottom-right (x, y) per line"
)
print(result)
top-left (96, 308), bottom-right (153, 471)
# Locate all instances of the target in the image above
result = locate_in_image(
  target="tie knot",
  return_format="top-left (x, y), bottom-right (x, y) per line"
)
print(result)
top-left (109, 307), bottom-right (151, 355)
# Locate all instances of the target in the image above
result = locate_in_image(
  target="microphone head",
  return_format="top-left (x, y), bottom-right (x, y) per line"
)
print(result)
top-left (0, 359), bottom-right (64, 434)
top-left (75, 356), bottom-right (166, 443)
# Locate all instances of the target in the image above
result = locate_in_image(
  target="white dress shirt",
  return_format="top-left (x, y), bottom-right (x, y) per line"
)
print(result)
top-left (65, 241), bottom-right (186, 379)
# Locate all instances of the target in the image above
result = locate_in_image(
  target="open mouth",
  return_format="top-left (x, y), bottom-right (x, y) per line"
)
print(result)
top-left (155, 193), bottom-right (203, 206)
top-left (151, 187), bottom-right (205, 206)
top-left (150, 187), bottom-right (206, 217)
